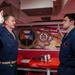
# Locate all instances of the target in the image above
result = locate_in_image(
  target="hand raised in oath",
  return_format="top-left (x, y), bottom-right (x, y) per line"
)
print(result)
top-left (0, 10), bottom-right (4, 23)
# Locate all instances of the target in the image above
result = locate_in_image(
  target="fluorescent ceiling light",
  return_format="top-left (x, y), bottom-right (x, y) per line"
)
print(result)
top-left (21, 0), bottom-right (53, 9)
top-left (52, 0), bottom-right (56, 1)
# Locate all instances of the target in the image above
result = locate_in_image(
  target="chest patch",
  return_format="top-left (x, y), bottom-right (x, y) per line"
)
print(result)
top-left (64, 42), bottom-right (68, 46)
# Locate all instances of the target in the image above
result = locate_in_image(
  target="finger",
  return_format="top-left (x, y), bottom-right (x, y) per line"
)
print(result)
top-left (58, 22), bottom-right (60, 27)
top-left (58, 23), bottom-right (60, 29)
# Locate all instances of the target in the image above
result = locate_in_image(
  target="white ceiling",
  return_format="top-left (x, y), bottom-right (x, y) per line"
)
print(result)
top-left (21, 0), bottom-right (53, 9)
top-left (0, 0), bottom-right (75, 26)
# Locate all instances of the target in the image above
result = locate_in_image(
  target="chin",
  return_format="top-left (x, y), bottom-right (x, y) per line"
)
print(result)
top-left (63, 27), bottom-right (67, 30)
top-left (63, 26), bottom-right (66, 29)
top-left (12, 26), bottom-right (15, 28)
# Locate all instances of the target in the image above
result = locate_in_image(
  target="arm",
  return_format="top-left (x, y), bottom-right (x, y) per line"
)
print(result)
top-left (0, 23), bottom-right (2, 28)
top-left (0, 10), bottom-right (4, 27)
top-left (0, 39), bottom-right (3, 49)
top-left (0, 10), bottom-right (4, 30)
top-left (0, 10), bottom-right (4, 48)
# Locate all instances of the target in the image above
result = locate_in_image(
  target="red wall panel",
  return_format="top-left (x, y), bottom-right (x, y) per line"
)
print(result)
top-left (18, 50), bottom-right (59, 59)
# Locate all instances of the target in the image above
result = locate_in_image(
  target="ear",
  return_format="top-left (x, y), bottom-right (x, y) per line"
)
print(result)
top-left (5, 20), bottom-right (8, 25)
top-left (70, 20), bottom-right (74, 25)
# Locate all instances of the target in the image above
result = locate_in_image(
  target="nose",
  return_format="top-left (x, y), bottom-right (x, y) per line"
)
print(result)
top-left (62, 21), bottom-right (64, 24)
top-left (14, 21), bottom-right (16, 24)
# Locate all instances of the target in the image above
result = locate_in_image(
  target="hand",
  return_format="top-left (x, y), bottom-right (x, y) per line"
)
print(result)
top-left (57, 23), bottom-right (63, 40)
top-left (0, 10), bottom-right (4, 23)
top-left (57, 23), bottom-right (60, 32)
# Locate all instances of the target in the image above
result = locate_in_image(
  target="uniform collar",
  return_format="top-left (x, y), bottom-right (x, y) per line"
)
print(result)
top-left (3, 27), bottom-right (14, 36)
top-left (62, 28), bottom-right (75, 43)
top-left (67, 27), bottom-right (75, 38)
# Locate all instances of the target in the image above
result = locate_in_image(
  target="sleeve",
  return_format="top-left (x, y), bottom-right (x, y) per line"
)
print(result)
top-left (0, 23), bottom-right (3, 49)
top-left (66, 34), bottom-right (75, 67)
top-left (0, 39), bottom-right (3, 49)
top-left (0, 23), bottom-right (2, 28)
top-left (0, 23), bottom-right (3, 32)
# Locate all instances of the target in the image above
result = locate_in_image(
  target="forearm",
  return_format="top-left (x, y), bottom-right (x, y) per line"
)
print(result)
top-left (0, 23), bottom-right (2, 28)
top-left (58, 32), bottom-right (63, 40)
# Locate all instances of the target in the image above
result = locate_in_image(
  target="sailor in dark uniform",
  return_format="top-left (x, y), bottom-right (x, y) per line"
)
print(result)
top-left (0, 11), bottom-right (18, 75)
top-left (58, 14), bottom-right (75, 75)
top-left (21, 30), bottom-right (33, 46)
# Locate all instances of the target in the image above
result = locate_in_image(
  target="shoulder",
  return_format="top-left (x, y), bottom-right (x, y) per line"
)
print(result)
top-left (0, 27), bottom-right (6, 39)
top-left (0, 27), bottom-right (6, 34)
top-left (70, 30), bottom-right (75, 41)
top-left (72, 29), bottom-right (75, 35)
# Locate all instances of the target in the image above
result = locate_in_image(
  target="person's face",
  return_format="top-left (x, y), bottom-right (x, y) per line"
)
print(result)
top-left (24, 35), bottom-right (30, 39)
top-left (62, 16), bottom-right (71, 30)
top-left (5, 16), bottom-right (16, 29)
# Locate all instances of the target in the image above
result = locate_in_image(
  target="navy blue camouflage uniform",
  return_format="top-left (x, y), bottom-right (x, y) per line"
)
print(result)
top-left (58, 28), bottom-right (75, 75)
top-left (0, 23), bottom-right (18, 75)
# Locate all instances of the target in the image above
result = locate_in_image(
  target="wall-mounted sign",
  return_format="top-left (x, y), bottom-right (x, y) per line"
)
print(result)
top-left (38, 31), bottom-right (53, 48)
top-left (39, 32), bottom-right (49, 43)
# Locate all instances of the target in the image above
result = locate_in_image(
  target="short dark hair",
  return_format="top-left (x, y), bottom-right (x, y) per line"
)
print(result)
top-left (3, 13), bottom-right (15, 21)
top-left (64, 14), bottom-right (75, 25)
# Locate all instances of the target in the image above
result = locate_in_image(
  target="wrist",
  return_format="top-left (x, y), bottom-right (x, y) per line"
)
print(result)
top-left (0, 23), bottom-right (2, 25)
top-left (0, 21), bottom-right (3, 23)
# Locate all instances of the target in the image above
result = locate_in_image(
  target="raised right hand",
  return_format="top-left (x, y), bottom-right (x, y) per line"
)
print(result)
top-left (0, 10), bottom-right (4, 23)
top-left (57, 23), bottom-right (63, 40)
top-left (57, 23), bottom-right (61, 33)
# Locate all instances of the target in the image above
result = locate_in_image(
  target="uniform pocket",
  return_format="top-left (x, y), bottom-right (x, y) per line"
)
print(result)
top-left (58, 65), bottom-right (72, 75)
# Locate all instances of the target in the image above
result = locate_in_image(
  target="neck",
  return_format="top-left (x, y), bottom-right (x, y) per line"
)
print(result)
top-left (5, 25), bottom-right (13, 33)
top-left (66, 25), bottom-right (75, 33)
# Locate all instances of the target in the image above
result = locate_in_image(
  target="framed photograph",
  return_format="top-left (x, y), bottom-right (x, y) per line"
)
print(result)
top-left (18, 27), bottom-right (38, 49)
